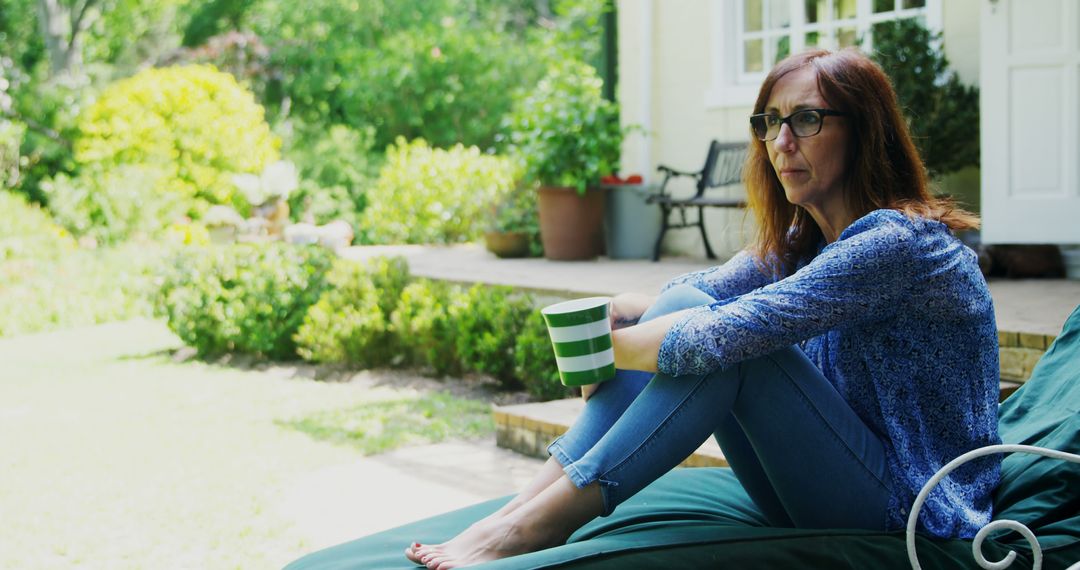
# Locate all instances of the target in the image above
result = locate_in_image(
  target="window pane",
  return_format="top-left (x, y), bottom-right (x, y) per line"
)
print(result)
top-left (805, 0), bottom-right (826, 23)
top-left (775, 35), bottom-right (791, 63)
top-left (805, 31), bottom-right (821, 47)
top-left (902, 0), bottom-right (926, 8)
top-left (837, 26), bottom-right (858, 47)
top-left (745, 0), bottom-right (764, 32)
top-left (769, 0), bottom-right (791, 28)
top-left (873, 0), bottom-right (895, 12)
top-left (834, 0), bottom-right (857, 20)
top-left (744, 39), bottom-right (764, 72)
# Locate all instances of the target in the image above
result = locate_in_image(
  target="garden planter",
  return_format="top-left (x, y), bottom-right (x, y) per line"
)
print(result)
top-left (484, 231), bottom-right (530, 258)
top-left (537, 187), bottom-right (606, 260)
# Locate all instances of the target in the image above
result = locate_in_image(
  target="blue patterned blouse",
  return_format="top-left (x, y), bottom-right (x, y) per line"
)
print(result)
top-left (657, 209), bottom-right (1001, 538)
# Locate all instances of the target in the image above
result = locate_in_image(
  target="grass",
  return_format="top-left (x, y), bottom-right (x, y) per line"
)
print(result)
top-left (280, 392), bottom-right (493, 455)
top-left (0, 318), bottom-right (504, 569)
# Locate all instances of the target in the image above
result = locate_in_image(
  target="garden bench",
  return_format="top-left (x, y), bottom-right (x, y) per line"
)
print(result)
top-left (648, 139), bottom-right (749, 261)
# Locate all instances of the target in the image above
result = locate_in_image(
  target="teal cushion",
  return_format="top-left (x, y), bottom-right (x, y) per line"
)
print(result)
top-left (286, 468), bottom-right (1043, 569)
top-left (993, 304), bottom-right (1080, 552)
top-left (286, 305), bottom-right (1080, 570)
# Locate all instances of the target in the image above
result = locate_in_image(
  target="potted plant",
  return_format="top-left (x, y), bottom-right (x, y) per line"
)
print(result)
top-left (505, 60), bottom-right (624, 260)
top-left (484, 186), bottom-right (541, 258)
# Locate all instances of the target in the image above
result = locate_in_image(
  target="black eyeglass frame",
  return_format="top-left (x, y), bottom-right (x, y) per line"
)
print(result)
top-left (749, 108), bottom-right (850, 142)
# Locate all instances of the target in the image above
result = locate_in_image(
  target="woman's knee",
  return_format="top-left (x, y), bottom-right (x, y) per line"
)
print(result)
top-left (639, 284), bottom-right (714, 323)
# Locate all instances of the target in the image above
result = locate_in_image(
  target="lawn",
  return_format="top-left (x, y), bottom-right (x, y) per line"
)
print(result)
top-left (0, 318), bottom-right (530, 569)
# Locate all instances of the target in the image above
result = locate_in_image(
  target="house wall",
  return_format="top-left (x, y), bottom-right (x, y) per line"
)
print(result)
top-left (617, 0), bottom-right (983, 259)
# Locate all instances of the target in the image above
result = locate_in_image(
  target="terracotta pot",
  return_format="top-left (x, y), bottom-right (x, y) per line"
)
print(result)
top-left (537, 186), bottom-right (605, 260)
top-left (484, 231), bottom-right (530, 258)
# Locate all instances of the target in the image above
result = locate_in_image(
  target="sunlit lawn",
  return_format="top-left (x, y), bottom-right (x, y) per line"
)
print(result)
top-left (0, 319), bottom-right (495, 569)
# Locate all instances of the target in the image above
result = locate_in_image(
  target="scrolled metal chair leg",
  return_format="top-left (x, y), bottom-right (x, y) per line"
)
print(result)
top-left (906, 444), bottom-right (1080, 570)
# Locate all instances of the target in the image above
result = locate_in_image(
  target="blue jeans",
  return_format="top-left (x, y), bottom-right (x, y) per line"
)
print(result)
top-left (547, 284), bottom-right (893, 530)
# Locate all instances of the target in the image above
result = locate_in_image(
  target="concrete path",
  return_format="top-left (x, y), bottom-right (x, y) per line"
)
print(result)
top-left (279, 441), bottom-right (542, 551)
top-left (343, 244), bottom-right (1080, 337)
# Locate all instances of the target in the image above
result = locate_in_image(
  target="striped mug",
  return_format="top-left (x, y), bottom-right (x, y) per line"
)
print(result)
top-left (541, 297), bottom-right (616, 386)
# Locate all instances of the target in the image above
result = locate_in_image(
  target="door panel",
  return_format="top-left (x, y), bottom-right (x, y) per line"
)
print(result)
top-left (982, 0), bottom-right (1080, 244)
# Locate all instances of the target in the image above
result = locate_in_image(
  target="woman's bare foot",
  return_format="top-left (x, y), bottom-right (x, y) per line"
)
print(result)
top-left (407, 477), bottom-right (602, 569)
top-left (405, 457), bottom-right (568, 565)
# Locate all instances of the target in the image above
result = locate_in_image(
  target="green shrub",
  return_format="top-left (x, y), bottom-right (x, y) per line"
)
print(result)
top-left (75, 64), bottom-right (280, 216)
top-left (41, 164), bottom-right (189, 246)
top-left (155, 243), bottom-right (333, 359)
top-left (390, 279), bottom-right (468, 376)
top-left (453, 284), bottom-right (535, 389)
top-left (514, 309), bottom-right (569, 400)
top-left (0, 119), bottom-right (24, 190)
top-left (294, 256), bottom-right (410, 365)
top-left (0, 192), bottom-right (165, 338)
top-left (0, 243), bottom-right (165, 338)
top-left (0, 190), bottom-right (76, 263)
top-left (504, 59), bottom-right (623, 193)
top-left (253, 2), bottom-right (548, 151)
top-left (360, 137), bottom-right (518, 244)
top-left (284, 122), bottom-right (378, 227)
top-left (870, 19), bottom-right (979, 177)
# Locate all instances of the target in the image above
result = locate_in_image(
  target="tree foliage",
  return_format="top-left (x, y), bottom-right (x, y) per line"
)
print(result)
top-left (75, 64), bottom-right (279, 214)
top-left (871, 18), bottom-right (980, 177)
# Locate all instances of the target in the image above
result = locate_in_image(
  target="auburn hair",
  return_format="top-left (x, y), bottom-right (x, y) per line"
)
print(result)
top-left (744, 48), bottom-right (979, 276)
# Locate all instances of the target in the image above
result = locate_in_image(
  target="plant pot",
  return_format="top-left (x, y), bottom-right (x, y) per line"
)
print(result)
top-left (537, 186), bottom-right (606, 261)
top-left (484, 231), bottom-right (530, 258)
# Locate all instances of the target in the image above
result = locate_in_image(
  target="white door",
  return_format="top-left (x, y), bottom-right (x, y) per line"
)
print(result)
top-left (981, 0), bottom-right (1080, 244)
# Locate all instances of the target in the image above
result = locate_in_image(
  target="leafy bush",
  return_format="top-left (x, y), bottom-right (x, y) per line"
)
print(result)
top-left (294, 256), bottom-right (410, 365)
top-left (0, 119), bottom-right (24, 190)
top-left (0, 243), bottom-right (165, 338)
top-left (871, 19), bottom-right (979, 177)
top-left (360, 138), bottom-right (518, 244)
top-left (8, 70), bottom-right (86, 206)
top-left (155, 243), bottom-right (333, 359)
top-left (389, 279), bottom-right (467, 376)
top-left (75, 64), bottom-right (280, 216)
top-left (503, 59), bottom-right (623, 193)
top-left (41, 164), bottom-right (189, 246)
top-left (251, 1), bottom-right (549, 151)
top-left (0, 190), bottom-right (76, 263)
top-left (453, 284), bottom-right (535, 388)
top-left (284, 122), bottom-right (377, 227)
top-left (514, 309), bottom-right (569, 400)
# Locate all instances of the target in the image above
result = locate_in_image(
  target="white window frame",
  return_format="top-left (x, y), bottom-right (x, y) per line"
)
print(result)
top-left (706, 0), bottom-right (942, 109)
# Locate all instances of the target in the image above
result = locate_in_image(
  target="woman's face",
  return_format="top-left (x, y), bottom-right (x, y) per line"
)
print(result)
top-left (763, 67), bottom-right (851, 218)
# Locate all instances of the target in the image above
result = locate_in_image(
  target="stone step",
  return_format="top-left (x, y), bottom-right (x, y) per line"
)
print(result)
top-left (493, 398), bottom-right (728, 468)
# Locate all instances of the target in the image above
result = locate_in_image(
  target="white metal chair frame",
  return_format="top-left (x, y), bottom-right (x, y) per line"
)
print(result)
top-left (906, 444), bottom-right (1080, 570)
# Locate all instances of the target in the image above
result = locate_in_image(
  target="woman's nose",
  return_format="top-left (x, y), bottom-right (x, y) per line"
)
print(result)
top-left (772, 123), bottom-right (797, 152)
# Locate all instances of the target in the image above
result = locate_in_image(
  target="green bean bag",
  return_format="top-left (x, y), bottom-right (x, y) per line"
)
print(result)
top-left (286, 305), bottom-right (1080, 569)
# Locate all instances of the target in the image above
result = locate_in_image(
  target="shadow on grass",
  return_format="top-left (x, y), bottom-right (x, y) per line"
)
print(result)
top-left (277, 391), bottom-right (494, 455)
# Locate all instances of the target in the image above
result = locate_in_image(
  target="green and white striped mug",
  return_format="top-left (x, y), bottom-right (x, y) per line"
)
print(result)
top-left (541, 297), bottom-right (616, 386)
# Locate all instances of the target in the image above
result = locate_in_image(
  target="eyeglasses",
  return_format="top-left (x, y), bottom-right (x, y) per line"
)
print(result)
top-left (749, 108), bottom-right (849, 142)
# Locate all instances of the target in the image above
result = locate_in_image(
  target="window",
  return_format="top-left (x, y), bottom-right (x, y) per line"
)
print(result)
top-left (707, 0), bottom-right (940, 108)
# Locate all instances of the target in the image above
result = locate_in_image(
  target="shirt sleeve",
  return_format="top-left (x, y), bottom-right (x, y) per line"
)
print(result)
top-left (657, 211), bottom-right (922, 376)
top-left (662, 249), bottom-right (775, 301)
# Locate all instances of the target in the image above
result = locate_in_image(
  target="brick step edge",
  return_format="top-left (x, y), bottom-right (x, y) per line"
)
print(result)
top-left (493, 400), bottom-right (727, 468)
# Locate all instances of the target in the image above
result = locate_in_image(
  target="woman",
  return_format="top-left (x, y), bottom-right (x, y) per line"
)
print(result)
top-left (407, 48), bottom-right (1001, 570)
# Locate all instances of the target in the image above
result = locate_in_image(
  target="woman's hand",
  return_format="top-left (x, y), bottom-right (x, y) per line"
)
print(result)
top-left (581, 294), bottom-right (655, 403)
top-left (580, 383), bottom-right (600, 402)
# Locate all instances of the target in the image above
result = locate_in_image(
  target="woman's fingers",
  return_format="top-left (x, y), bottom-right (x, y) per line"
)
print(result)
top-left (581, 383), bottom-right (599, 402)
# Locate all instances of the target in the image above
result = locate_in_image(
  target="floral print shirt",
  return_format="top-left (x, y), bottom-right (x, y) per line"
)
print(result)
top-left (658, 209), bottom-right (1001, 538)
